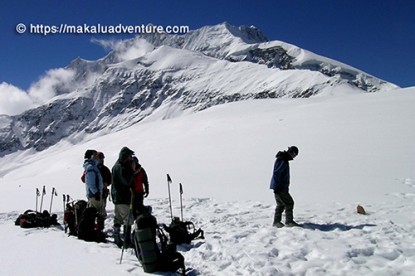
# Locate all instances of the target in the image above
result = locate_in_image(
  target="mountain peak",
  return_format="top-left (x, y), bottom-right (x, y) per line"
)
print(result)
top-left (224, 22), bottom-right (269, 43)
top-left (137, 22), bottom-right (270, 60)
top-left (214, 22), bottom-right (269, 44)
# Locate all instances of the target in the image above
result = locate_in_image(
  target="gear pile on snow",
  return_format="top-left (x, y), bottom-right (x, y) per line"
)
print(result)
top-left (15, 175), bottom-right (205, 275)
top-left (15, 210), bottom-right (60, 228)
top-left (63, 199), bottom-right (105, 243)
top-left (163, 217), bottom-right (204, 245)
top-left (164, 175), bottom-right (205, 245)
top-left (15, 186), bottom-right (60, 229)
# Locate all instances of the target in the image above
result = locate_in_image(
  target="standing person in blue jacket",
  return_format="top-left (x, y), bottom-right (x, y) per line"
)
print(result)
top-left (270, 146), bottom-right (300, 228)
top-left (83, 149), bottom-right (106, 238)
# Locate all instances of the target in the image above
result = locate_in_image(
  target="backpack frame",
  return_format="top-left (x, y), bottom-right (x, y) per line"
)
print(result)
top-left (133, 209), bottom-right (185, 275)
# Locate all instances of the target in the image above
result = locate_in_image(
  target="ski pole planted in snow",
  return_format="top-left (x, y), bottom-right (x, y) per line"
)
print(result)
top-left (36, 188), bottom-right (40, 212)
top-left (40, 185), bottom-right (46, 212)
top-left (62, 194), bottom-right (67, 233)
top-left (120, 192), bottom-right (134, 264)
top-left (179, 183), bottom-right (184, 221)
top-left (49, 187), bottom-right (57, 213)
top-left (63, 194), bottom-right (66, 213)
top-left (167, 174), bottom-right (174, 220)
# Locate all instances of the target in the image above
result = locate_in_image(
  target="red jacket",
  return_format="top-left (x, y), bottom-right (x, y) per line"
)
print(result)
top-left (132, 166), bottom-right (149, 194)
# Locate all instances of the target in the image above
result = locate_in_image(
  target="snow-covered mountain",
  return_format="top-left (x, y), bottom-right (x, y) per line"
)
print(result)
top-left (0, 87), bottom-right (414, 275)
top-left (0, 23), bottom-right (399, 156)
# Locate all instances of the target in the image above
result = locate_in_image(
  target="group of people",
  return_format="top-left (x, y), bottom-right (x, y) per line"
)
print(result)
top-left (82, 143), bottom-right (300, 245)
top-left (83, 146), bottom-right (149, 247)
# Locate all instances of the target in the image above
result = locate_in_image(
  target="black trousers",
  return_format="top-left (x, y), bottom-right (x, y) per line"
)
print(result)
top-left (273, 191), bottom-right (295, 224)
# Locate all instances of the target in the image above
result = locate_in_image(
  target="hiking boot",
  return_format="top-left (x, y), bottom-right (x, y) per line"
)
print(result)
top-left (273, 222), bottom-right (285, 228)
top-left (285, 221), bottom-right (300, 227)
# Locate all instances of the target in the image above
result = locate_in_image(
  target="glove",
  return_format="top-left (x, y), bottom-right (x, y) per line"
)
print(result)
top-left (94, 192), bottom-right (101, 201)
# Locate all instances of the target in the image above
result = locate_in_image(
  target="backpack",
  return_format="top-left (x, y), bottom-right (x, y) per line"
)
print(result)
top-left (77, 206), bottom-right (100, 242)
top-left (163, 217), bottom-right (204, 245)
top-left (64, 200), bottom-right (87, 236)
top-left (133, 207), bottom-right (185, 275)
top-left (15, 210), bottom-right (59, 229)
top-left (64, 200), bottom-right (104, 242)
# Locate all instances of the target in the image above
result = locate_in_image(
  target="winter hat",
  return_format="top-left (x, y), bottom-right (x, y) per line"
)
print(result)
top-left (287, 146), bottom-right (299, 156)
top-left (84, 149), bottom-right (97, 160)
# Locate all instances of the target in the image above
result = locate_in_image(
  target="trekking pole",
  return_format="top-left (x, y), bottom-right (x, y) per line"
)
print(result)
top-left (120, 192), bottom-right (134, 264)
top-left (49, 187), bottom-right (57, 213)
top-left (63, 194), bottom-right (66, 213)
top-left (36, 188), bottom-right (40, 212)
top-left (179, 183), bottom-right (184, 221)
top-left (40, 185), bottom-right (46, 212)
top-left (167, 174), bottom-right (174, 220)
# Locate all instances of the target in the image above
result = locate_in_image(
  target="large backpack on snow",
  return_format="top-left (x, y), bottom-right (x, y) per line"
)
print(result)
top-left (163, 217), bottom-right (204, 245)
top-left (64, 200), bottom-right (104, 242)
top-left (15, 210), bottom-right (59, 229)
top-left (133, 207), bottom-right (185, 275)
top-left (64, 200), bottom-right (87, 236)
top-left (77, 206), bottom-right (102, 242)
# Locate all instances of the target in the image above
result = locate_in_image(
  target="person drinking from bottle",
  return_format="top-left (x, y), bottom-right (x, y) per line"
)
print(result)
top-left (111, 146), bottom-right (135, 248)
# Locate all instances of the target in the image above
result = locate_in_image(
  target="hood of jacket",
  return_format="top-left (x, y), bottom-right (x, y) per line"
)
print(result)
top-left (118, 147), bottom-right (134, 162)
top-left (276, 151), bottom-right (293, 161)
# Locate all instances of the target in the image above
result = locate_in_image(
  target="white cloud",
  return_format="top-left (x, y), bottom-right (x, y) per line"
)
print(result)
top-left (90, 37), bottom-right (118, 51)
top-left (91, 37), bottom-right (155, 62)
top-left (0, 82), bottom-right (33, 116)
top-left (28, 68), bottom-right (75, 104)
top-left (1, 36), bottom-right (153, 116)
top-left (0, 68), bottom-right (76, 116)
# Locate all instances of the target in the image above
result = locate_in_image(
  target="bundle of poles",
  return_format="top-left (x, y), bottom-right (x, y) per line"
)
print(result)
top-left (35, 185), bottom-right (61, 213)
top-left (167, 174), bottom-right (184, 221)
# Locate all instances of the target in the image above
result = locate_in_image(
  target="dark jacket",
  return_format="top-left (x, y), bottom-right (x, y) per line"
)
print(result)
top-left (98, 163), bottom-right (112, 198)
top-left (111, 147), bottom-right (135, 204)
top-left (269, 151), bottom-right (292, 193)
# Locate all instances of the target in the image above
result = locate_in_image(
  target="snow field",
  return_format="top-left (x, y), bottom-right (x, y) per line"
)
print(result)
top-left (1, 190), bottom-right (414, 275)
top-left (0, 87), bottom-right (414, 275)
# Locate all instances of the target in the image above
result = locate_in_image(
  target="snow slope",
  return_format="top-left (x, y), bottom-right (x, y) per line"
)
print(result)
top-left (0, 87), bottom-right (414, 275)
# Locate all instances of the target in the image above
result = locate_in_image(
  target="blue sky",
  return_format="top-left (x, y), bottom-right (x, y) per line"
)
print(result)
top-left (1, 0), bottom-right (414, 90)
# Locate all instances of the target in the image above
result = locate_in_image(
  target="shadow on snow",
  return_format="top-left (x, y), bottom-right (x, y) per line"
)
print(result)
top-left (301, 222), bottom-right (376, 231)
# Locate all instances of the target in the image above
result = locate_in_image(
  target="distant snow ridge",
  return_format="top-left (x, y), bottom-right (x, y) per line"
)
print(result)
top-left (0, 22), bottom-right (398, 156)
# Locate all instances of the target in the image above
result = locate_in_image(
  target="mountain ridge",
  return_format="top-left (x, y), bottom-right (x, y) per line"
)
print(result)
top-left (0, 23), bottom-right (399, 156)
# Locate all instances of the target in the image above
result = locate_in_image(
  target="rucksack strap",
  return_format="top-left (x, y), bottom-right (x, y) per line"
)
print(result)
top-left (156, 225), bottom-right (169, 251)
